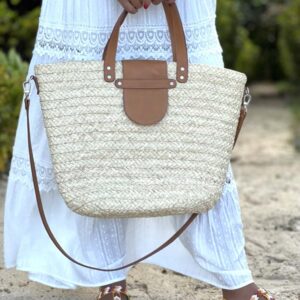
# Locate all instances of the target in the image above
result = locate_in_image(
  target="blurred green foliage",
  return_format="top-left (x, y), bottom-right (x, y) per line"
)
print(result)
top-left (0, 0), bottom-right (40, 60)
top-left (278, 0), bottom-right (300, 83)
top-left (277, 0), bottom-right (300, 150)
top-left (237, 0), bottom-right (286, 80)
top-left (216, 0), bottom-right (261, 80)
top-left (217, 0), bottom-right (299, 83)
top-left (0, 49), bottom-right (28, 172)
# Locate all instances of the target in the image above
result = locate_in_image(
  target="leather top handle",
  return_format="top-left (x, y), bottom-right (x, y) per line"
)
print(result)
top-left (103, 3), bottom-right (189, 84)
top-left (102, 3), bottom-right (178, 62)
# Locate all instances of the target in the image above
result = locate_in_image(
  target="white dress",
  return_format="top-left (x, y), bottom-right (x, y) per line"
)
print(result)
top-left (3, 0), bottom-right (254, 290)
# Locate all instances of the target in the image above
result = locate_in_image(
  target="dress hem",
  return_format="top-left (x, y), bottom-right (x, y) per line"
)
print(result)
top-left (143, 261), bottom-right (255, 290)
top-left (4, 260), bottom-right (254, 291)
top-left (4, 263), bottom-right (128, 289)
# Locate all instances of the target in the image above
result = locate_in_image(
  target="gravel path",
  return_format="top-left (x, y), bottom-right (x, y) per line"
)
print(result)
top-left (1, 95), bottom-right (300, 299)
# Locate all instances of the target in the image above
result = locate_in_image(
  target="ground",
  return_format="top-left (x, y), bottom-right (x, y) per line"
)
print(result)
top-left (1, 89), bottom-right (300, 299)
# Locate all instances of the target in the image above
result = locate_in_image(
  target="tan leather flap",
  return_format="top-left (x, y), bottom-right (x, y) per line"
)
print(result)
top-left (121, 60), bottom-right (171, 126)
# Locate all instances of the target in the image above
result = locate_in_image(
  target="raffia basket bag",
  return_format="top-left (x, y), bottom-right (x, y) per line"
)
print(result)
top-left (23, 3), bottom-right (251, 271)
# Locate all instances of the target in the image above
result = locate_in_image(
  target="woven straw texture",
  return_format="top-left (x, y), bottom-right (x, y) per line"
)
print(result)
top-left (34, 61), bottom-right (247, 218)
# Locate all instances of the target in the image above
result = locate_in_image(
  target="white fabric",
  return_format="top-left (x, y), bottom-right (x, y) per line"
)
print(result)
top-left (3, 0), bottom-right (254, 290)
top-left (33, 0), bottom-right (223, 62)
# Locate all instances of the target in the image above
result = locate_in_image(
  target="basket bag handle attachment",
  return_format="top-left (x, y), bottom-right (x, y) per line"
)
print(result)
top-left (102, 2), bottom-right (188, 83)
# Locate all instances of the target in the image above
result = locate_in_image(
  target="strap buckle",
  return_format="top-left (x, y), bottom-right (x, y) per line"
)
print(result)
top-left (23, 79), bottom-right (32, 97)
top-left (242, 87), bottom-right (252, 111)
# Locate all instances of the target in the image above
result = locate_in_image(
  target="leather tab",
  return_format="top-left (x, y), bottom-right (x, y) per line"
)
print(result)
top-left (115, 79), bottom-right (176, 89)
top-left (122, 60), bottom-right (170, 126)
top-left (24, 96), bottom-right (30, 110)
top-left (163, 3), bottom-right (188, 83)
top-left (103, 3), bottom-right (188, 84)
top-left (30, 75), bottom-right (40, 95)
top-left (103, 10), bottom-right (128, 82)
top-left (233, 106), bottom-right (247, 148)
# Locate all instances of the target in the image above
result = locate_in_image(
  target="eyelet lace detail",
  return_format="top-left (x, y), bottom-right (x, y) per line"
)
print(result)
top-left (8, 155), bottom-right (58, 192)
top-left (33, 18), bottom-right (223, 61)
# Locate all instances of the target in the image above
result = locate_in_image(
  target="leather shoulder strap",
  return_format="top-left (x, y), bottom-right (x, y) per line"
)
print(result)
top-left (24, 94), bottom-right (198, 272)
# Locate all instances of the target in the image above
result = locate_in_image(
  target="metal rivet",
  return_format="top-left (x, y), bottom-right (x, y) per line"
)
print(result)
top-left (106, 66), bottom-right (111, 70)
top-left (180, 67), bottom-right (185, 71)
top-left (180, 75), bottom-right (184, 80)
top-left (170, 81), bottom-right (175, 86)
top-left (117, 81), bottom-right (122, 86)
top-left (107, 75), bottom-right (112, 79)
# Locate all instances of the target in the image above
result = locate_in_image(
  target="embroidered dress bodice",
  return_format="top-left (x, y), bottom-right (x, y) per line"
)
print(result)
top-left (33, 0), bottom-right (223, 62)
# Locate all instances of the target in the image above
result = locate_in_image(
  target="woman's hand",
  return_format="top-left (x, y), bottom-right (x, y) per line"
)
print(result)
top-left (118, 0), bottom-right (175, 14)
top-left (149, 0), bottom-right (176, 6)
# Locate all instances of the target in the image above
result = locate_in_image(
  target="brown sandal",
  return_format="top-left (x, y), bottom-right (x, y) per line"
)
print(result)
top-left (251, 288), bottom-right (275, 300)
top-left (223, 287), bottom-right (275, 300)
top-left (97, 285), bottom-right (130, 300)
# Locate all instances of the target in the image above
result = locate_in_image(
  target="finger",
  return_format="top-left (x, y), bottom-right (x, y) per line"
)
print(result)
top-left (151, 0), bottom-right (162, 5)
top-left (143, 0), bottom-right (151, 9)
top-left (129, 0), bottom-right (143, 9)
top-left (118, 0), bottom-right (138, 13)
top-left (151, 0), bottom-right (175, 5)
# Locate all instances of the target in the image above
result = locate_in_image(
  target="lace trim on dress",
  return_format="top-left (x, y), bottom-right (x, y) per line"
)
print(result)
top-left (9, 155), bottom-right (58, 192)
top-left (32, 19), bottom-right (223, 61)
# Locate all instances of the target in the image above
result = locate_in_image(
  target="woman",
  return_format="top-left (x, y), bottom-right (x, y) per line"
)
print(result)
top-left (3, 0), bottom-right (275, 299)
